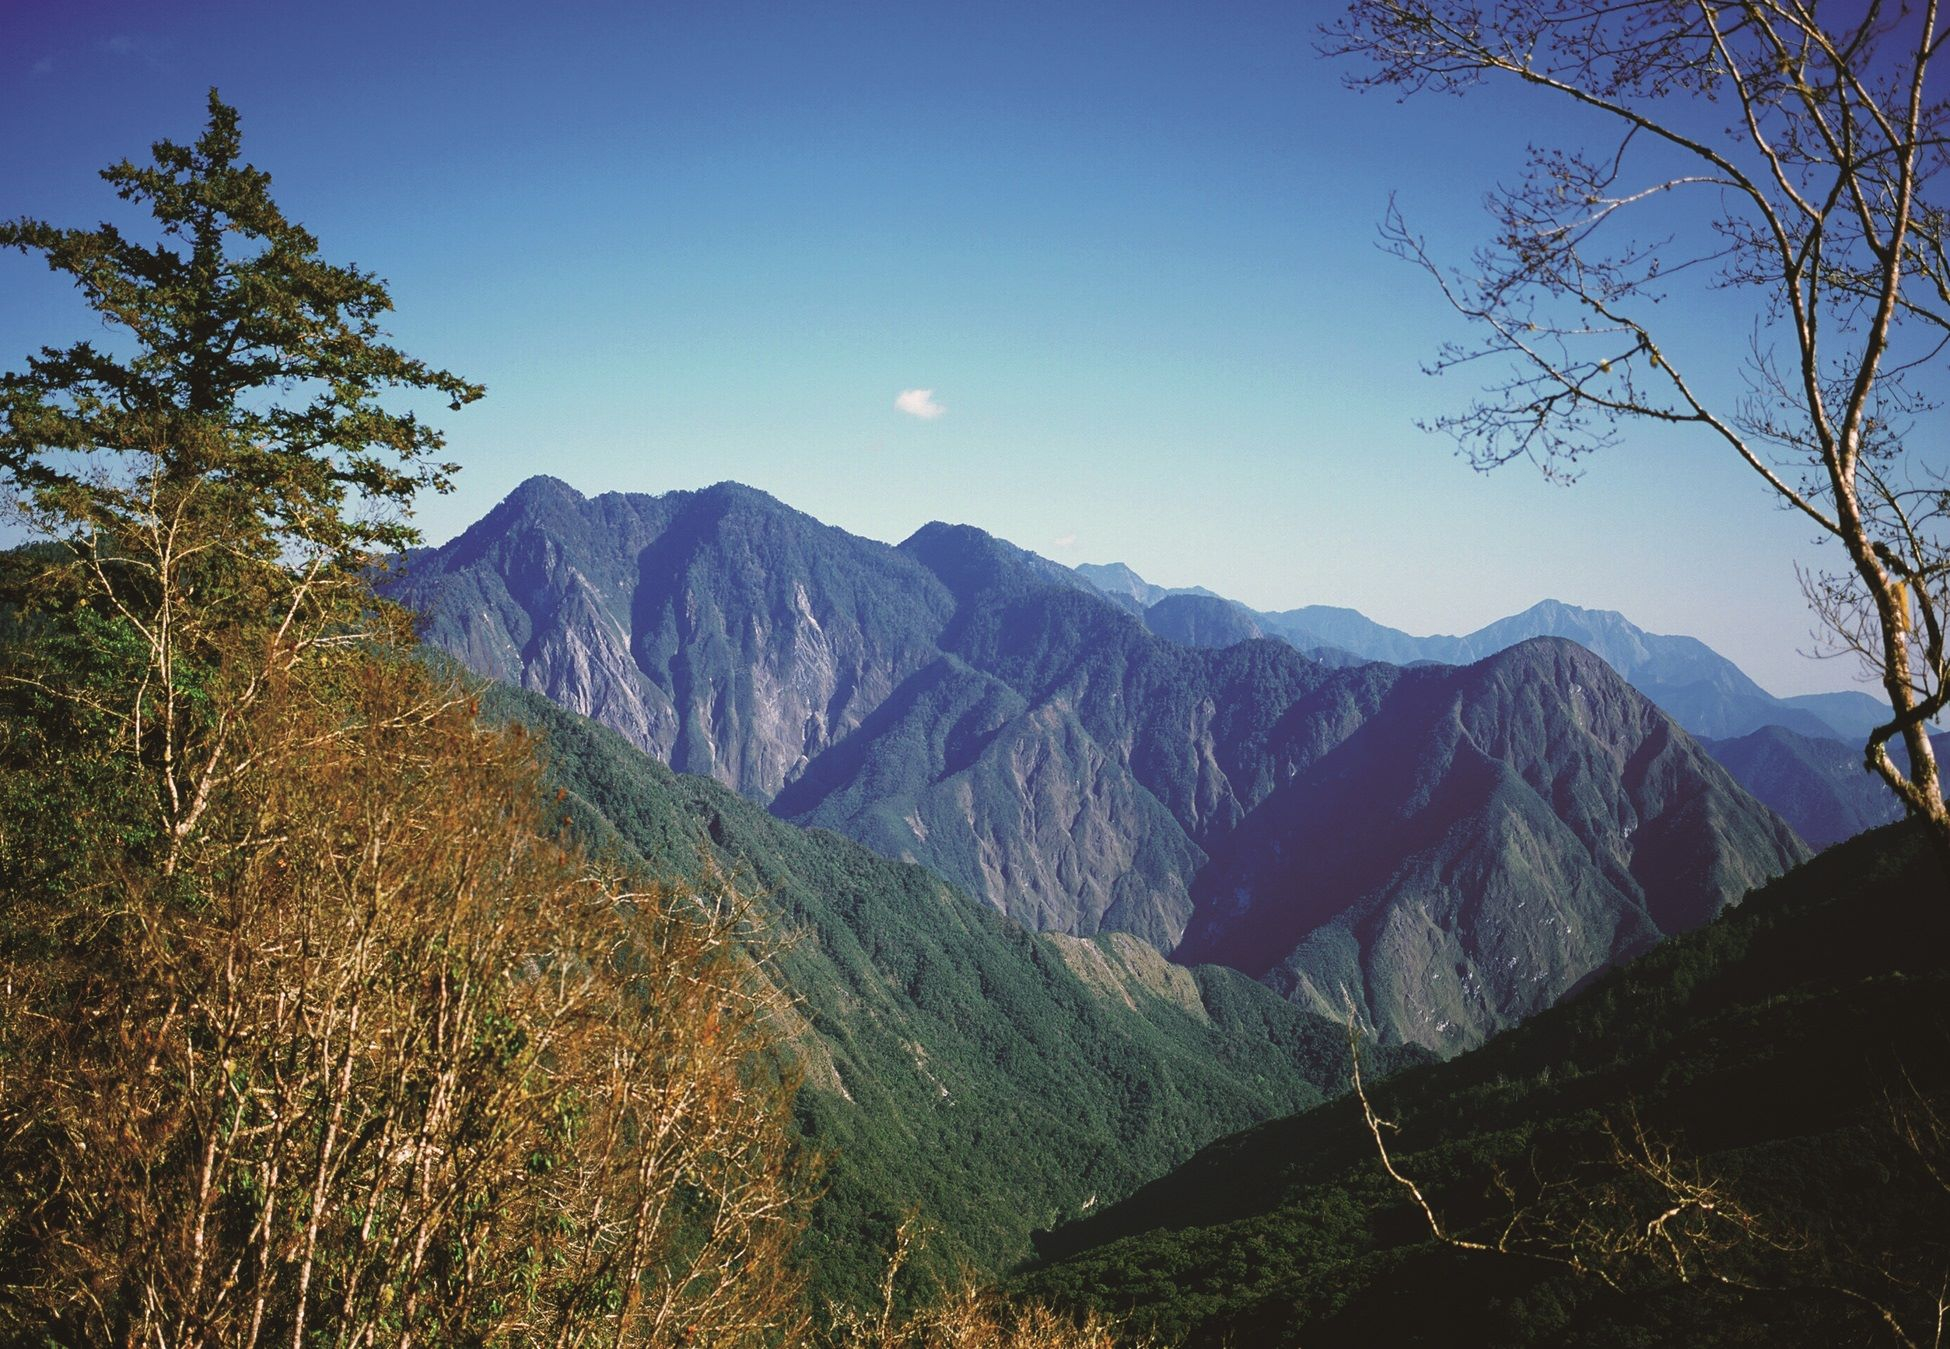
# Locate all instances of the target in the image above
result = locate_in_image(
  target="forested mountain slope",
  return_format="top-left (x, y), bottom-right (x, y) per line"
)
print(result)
top-left (474, 681), bottom-right (1420, 1308)
top-left (1019, 823), bottom-right (1950, 1347)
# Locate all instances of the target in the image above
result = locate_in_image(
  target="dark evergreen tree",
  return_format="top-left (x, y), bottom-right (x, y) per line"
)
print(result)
top-left (0, 90), bottom-right (482, 871)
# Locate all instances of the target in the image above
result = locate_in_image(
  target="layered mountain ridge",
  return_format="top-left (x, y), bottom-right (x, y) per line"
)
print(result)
top-left (1080, 562), bottom-right (1898, 743)
top-left (391, 476), bottom-right (1808, 1047)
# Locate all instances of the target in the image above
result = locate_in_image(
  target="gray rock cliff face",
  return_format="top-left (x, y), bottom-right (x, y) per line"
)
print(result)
top-left (772, 656), bottom-right (1208, 945)
top-left (394, 477), bottom-right (953, 800)
top-left (399, 481), bottom-right (1809, 1049)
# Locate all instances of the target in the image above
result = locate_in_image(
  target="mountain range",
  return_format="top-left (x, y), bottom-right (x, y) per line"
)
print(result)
top-left (389, 477), bottom-right (1808, 1052)
top-left (1074, 563), bottom-right (1899, 743)
top-left (1086, 561), bottom-right (1950, 859)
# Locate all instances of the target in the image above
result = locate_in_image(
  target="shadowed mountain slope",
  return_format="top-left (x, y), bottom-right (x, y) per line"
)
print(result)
top-left (1704, 725), bottom-right (1905, 849)
top-left (1175, 639), bottom-right (1808, 1050)
top-left (1702, 724), bottom-right (1948, 850)
top-left (1018, 823), bottom-right (1950, 1347)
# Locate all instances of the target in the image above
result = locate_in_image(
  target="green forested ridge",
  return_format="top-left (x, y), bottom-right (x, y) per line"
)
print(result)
top-left (1141, 593), bottom-right (1265, 649)
top-left (473, 680), bottom-right (1427, 1308)
top-left (1018, 822), bottom-right (1950, 1346)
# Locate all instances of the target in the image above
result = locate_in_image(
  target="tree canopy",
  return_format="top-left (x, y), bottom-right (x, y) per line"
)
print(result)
top-left (1, 87), bottom-right (480, 561)
top-left (0, 89), bottom-right (484, 875)
top-left (1325, 0), bottom-right (1950, 864)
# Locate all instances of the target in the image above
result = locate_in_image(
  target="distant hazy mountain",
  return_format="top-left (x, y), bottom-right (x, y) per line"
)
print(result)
top-left (1703, 724), bottom-right (1949, 849)
top-left (397, 478), bottom-right (1806, 1046)
top-left (1174, 640), bottom-right (1807, 1050)
top-left (1776, 688), bottom-right (1906, 740)
top-left (1079, 564), bottom-right (1893, 742)
top-left (1072, 561), bottom-right (1217, 611)
top-left (1453, 599), bottom-right (1838, 740)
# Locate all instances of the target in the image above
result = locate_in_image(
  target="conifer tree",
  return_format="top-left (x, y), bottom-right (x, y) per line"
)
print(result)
top-left (0, 95), bottom-right (815, 1347)
top-left (0, 90), bottom-right (482, 871)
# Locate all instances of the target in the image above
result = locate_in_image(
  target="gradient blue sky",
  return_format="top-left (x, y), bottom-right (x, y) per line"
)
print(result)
top-left (1, 0), bottom-right (1871, 693)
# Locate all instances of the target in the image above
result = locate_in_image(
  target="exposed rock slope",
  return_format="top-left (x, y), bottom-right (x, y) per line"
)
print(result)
top-left (401, 480), bottom-right (1808, 1036)
top-left (1175, 640), bottom-right (1808, 1050)
top-left (395, 476), bottom-right (953, 800)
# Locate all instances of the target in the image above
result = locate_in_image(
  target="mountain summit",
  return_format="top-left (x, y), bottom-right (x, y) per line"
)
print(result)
top-left (1176, 638), bottom-right (1804, 1048)
top-left (1078, 564), bottom-right (1894, 741)
top-left (392, 479), bottom-right (1807, 1045)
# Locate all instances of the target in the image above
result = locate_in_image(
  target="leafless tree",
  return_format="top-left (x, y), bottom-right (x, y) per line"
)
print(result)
top-left (824, 1212), bottom-right (1143, 1349)
top-left (1323, 0), bottom-right (1950, 865)
top-left (1347, 1013), bottom-right (1950, 1345)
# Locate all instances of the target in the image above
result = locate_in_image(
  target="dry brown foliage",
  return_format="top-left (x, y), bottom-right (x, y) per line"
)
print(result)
top-left (824, 1215), bottom-right (1144, 1349)
top-left (0, 652), bottom-right (811, 1347)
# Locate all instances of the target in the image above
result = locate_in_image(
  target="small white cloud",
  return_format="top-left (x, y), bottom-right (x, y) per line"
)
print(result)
top-left (1051, 532), bottom-right (1078, 551)
top-left (30, 55), bottom-right (53, 77)
top-left (100, 34), bottom-right (169, 70)
top-left (894, 388), bottom-right (945, 420)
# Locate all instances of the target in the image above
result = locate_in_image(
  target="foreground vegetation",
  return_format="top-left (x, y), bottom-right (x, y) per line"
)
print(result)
top-left (0, 93), bottom-right (1136, 1346)
top-left (0, 590), bottom-right (810, 1344)
top-left (1019, 822), bottom-right (1950, 1345)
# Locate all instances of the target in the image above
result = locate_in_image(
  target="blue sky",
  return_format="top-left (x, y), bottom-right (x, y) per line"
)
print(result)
top-left (0, 0), bottom-right (1866, 694)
